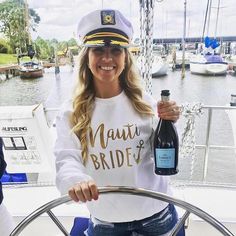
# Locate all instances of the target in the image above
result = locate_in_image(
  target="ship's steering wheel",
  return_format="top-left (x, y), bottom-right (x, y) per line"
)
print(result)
top-left (10, 186), bottom-right (234, 236)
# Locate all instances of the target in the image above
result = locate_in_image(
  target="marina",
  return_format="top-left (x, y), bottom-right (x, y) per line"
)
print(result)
top-left (0, 63), bottom-right (236, 235)
top-left (1, 64), bottom-right (236, 185)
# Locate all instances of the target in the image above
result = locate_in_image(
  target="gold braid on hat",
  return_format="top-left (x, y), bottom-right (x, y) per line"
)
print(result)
top-left (84, 32), bottom-right (129, 43)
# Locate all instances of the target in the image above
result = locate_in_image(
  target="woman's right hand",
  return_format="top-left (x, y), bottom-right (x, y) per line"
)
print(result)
top-left (68, 180), bottom-right (99, 203)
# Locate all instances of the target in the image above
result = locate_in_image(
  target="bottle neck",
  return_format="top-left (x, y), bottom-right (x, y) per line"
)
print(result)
top-left (161, 95), bottom-right (170, 102)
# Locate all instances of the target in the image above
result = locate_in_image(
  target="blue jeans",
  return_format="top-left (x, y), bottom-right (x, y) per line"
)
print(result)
top-left (86, 204), bottom-right (185, 236)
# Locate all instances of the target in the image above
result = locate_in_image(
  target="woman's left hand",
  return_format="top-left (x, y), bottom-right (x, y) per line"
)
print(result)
top-left (157, 100), bottom-right (180, 122)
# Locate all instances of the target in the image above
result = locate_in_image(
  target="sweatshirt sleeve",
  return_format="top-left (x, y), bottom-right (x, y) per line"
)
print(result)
top-left (0, 138), bottom-right (7, 178)
top-left (54, 102), bottom-right (92, 195)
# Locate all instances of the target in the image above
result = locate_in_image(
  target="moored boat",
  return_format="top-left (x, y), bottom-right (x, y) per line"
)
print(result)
top-left (136, 55), bottom-right (169, 78)
top-left (19, 62), bottom-right (44, 79)
top-left (152, 56), bottom-right (169, 77)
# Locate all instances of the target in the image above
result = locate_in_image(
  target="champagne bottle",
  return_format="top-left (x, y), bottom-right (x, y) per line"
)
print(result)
top-left (154, 90), bottom-right (179, 175)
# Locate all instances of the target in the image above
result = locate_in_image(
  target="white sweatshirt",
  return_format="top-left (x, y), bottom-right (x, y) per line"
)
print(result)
top-left (54, 91), bottom-right (172, 222)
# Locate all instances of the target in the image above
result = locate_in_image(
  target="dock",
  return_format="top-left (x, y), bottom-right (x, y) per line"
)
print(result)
top-left (0, 64), bottom-right (19, 80)
top-left (42, 62), bottom-right (66, 69)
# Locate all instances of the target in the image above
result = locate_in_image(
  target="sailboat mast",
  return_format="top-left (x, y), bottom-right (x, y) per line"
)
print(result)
top-left (206, 0), bottom-right (212, 36)
top-left (214, 0), bottom-right (221, 38)
top-left (202, 0), bottom-right (210, 40)
top-left (181, 0), bottom-right (187, 79)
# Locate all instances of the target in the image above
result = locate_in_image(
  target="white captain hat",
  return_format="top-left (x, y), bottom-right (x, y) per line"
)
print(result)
top-left (77, 9), bottom-right (133, 47)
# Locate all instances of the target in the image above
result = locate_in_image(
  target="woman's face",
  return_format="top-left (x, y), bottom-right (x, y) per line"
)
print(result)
top-left (87, 46), bottom-right (126, 85)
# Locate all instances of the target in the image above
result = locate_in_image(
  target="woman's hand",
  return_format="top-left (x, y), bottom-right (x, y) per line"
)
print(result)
top-left (157, 100), bottom-right (180, 122)
top-left (68, 180), bottom-right (99, 203)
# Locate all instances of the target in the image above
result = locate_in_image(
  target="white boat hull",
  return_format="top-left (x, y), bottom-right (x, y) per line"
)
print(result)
top-left (190, 62), bottom-right (228, 75)
top-left (136, 56), bottom-right (168, 77)
top-left (152, 62), bottom-right (168, 77)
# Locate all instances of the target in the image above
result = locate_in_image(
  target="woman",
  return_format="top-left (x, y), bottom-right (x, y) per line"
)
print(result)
top-left (0, 138), bottom-right (15, 236)
top-left (55, 9), bottom-right (183, 236)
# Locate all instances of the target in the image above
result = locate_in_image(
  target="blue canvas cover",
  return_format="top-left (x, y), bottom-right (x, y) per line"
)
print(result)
top-left (204, 54), bottom-right (223, 63)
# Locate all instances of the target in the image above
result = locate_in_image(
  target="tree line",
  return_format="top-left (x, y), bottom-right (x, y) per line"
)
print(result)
top-left (0, 0), bottom-right (79, 60)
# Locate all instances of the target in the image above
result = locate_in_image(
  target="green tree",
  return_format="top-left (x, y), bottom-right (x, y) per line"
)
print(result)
top-left (0, 0), bottom-right (40, 53)
top-left (34, 37), bottom-right (54, 59)
top-left (67, 38), bottom-right (77, 47)
top-left (0, 38), bottom-right (12, 53)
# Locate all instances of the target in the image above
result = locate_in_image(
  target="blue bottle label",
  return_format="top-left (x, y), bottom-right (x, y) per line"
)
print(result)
top-left (155, 148), bottom-right (175, 168)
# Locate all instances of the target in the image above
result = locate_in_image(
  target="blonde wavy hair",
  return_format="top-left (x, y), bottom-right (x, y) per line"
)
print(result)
top-left (70, 47), bottom-right (154, 165)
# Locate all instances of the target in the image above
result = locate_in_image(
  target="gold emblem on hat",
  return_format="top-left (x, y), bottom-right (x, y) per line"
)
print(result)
top-left (104, 15), bottom-right (112, 23)
top-left (101, 10), bottom-right (115, 25)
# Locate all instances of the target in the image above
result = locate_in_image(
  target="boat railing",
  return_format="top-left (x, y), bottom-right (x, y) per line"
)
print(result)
top-left (43, 105), bottom-right (236, 188)
top-left (195, 105), bottom-right (236, 182)
top-left (3, 104), bottom-right (235, 188)
top-left (9, 186), bottom-right (235, 236)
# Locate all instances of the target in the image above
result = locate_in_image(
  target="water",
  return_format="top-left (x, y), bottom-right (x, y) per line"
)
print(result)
top-left (0, 65), bottom-right (236, 186)
top-left (0, 66), bottom-right (75, 108)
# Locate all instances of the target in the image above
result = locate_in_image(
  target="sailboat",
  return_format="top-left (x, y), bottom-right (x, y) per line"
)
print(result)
top-left (190, 0), bottom-right (228, 75)
top-left (190, 37), bottom-right (228, 75)
top-left (18, 0), bottom-right (43, 79)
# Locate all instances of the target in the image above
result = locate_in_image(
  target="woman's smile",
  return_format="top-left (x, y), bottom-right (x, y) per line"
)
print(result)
top-left (98, 65), bottom-right (116, 71)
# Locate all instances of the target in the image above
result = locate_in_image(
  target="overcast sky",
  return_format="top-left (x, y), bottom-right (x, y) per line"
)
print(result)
top-left (25, 0), bottom-right (236, 41)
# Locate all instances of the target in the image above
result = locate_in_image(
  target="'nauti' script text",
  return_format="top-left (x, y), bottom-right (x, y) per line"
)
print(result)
top-left (89, 123), bottom-right (140, 148)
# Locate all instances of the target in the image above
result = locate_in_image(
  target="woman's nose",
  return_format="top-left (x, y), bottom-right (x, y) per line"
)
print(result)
top-left (102, 49), bottom-right (113, 61)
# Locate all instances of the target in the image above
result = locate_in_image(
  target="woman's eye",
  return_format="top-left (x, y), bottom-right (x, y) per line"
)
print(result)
top-left (90, 47), bottom-right (124, 56)
top-left (111, 48), bottom-right (123, 54)
top-left (92, 48), bottom-right (104, 54)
